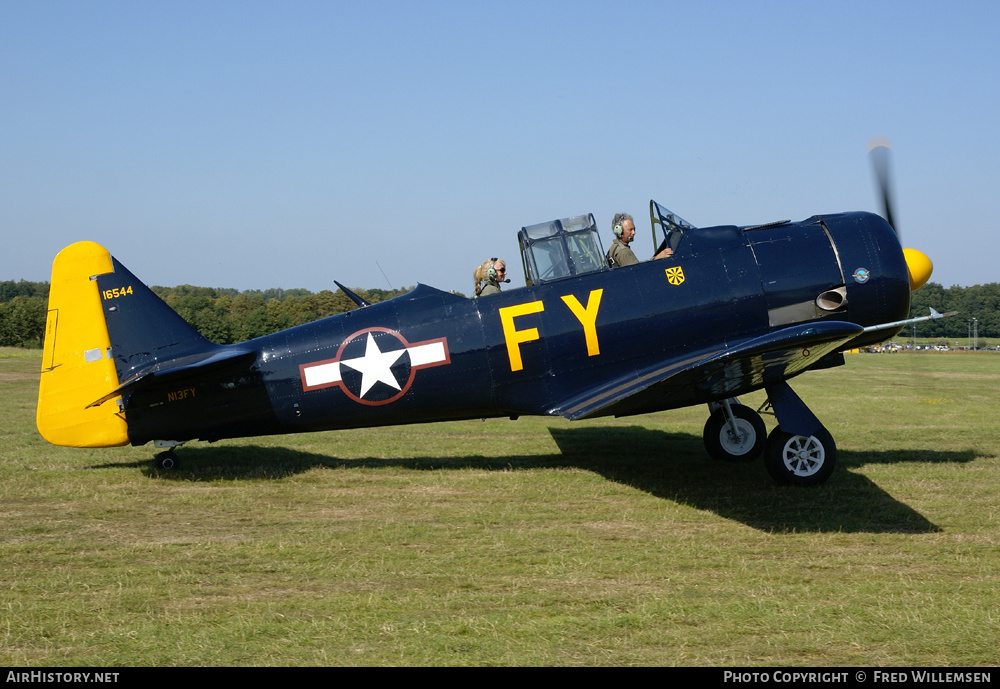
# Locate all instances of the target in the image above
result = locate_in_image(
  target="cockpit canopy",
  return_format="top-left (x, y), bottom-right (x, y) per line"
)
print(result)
top-left (518, 214), bottom-right (607, 287)
top-left (517, 202), bottom-right (701, 287)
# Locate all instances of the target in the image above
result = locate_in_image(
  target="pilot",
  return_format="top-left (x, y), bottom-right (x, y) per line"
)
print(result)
top-left (606, 212), bottom-right (673, 268)
top-left (475, 258), bottom-right (506, 297)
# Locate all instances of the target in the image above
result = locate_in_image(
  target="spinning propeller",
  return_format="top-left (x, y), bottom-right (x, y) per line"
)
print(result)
top-left (867, 137), bottom-right (933, 291)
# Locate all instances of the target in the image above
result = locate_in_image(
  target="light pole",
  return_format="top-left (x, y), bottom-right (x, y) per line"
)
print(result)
top-left (973, 317), bottom-right (978, 350)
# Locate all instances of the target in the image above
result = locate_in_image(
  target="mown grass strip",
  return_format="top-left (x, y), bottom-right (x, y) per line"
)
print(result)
top-left (1, 349), bottom-right (998, 665)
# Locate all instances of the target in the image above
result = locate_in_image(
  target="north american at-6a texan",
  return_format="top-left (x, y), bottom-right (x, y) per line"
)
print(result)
top-left (36, 150), bottom-right (944, 486)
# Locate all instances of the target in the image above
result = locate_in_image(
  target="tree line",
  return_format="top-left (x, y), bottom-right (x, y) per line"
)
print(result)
top-left (905, 282), bottom-right (1000, 341)
top-left (0, 280), bottom-right (48, 347)
top-left (0, 280), bottom-right (411, 348)
top-left (1, 278), bottom-right (996, 348)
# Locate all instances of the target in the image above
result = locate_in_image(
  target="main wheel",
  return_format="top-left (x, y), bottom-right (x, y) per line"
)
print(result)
top-left (763, 427), bottom-right (836, 486)
top-left (703, 404), bottom-right (767, 462)
top-left (154, 450), bottom-right (179, 471)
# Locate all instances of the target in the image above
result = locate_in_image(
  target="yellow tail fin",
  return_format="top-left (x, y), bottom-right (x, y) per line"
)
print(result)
top-left (37, 242), bottom-right (129, 447)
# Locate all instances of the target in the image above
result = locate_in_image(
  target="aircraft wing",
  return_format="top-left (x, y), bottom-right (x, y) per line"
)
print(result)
top-left (550, 321), bottom-right (864, 420)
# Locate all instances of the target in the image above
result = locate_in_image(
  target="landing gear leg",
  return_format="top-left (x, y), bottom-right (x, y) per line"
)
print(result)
top-left (762, 382), bottom-right (837, 486)
top-left (152, 440), bottom-right (185, 471)
top-left (154, 450), bottom-right (179, 471)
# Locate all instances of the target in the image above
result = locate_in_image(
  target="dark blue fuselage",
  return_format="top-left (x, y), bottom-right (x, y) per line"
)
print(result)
top-left (119, 212), bottom-right (909, 446)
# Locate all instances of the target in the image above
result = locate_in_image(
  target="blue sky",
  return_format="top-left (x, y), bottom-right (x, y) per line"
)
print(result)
top-left (2, 1), bottom-right (998, 295)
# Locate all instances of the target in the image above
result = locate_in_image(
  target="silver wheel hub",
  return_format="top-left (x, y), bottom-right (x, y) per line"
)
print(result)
top-left (782, 435), bottom-right (824, 476)
top-left (720, 419), bottom-right (756, 455)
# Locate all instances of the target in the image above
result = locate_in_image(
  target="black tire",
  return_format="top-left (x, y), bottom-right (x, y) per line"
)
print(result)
top-left (154, 451), bottom-right (179, 471)
top-left (763, 426), bottom-right (836, 486)
top-left (702, 404), bottom-right (767, 463)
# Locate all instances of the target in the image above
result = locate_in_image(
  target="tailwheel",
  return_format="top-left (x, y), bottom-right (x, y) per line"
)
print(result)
top-left (764, 427), bottom-right (836, 486)
top-left (154, 450), bottom-right (179, 471)
top-left (702, 403), bottom-right (767, 463)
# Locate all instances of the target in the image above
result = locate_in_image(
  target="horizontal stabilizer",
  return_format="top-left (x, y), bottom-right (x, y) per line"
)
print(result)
top-left (88, 349), bottom-right (257, 408)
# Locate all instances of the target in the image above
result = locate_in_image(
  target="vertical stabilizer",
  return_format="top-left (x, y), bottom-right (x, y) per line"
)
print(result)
top-left (37, 242), bottom-right (129, 447)
top-left (96, 256), bottom-right (214, 382)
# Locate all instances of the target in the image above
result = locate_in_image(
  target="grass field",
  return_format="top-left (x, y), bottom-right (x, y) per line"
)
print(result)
top-left (2, 347), bottom-right (999, 666)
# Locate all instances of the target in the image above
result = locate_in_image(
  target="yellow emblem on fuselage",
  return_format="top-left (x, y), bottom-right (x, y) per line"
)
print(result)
top-left (665, 266), bottom-right (685, 285)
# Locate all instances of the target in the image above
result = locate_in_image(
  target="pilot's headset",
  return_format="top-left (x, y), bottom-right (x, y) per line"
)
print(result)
top-left (613, 214), bottom-right (628, 238)
top-left (487, 258), bottom-right (499, 281)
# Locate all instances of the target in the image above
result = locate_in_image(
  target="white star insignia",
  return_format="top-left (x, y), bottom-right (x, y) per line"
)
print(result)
top-left (339, 332), bottom-right (405, 398)
top-left (299, 330), bottom-right (450, 404)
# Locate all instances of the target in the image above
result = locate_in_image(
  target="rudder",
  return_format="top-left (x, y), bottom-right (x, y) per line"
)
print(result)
top-left (37, 242), bottom-right (129, 447)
